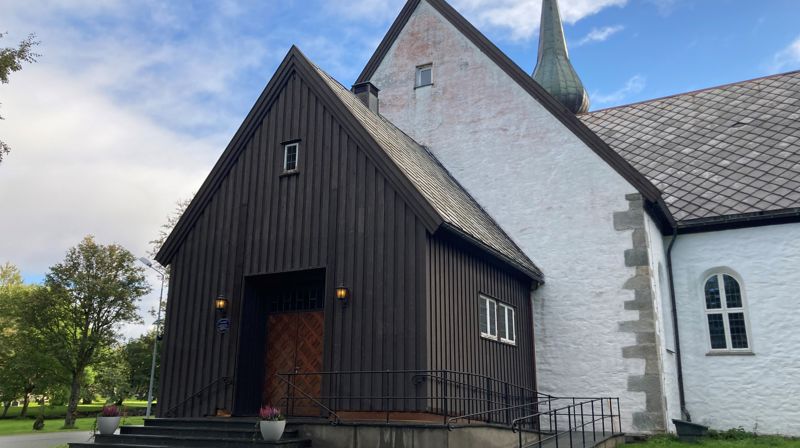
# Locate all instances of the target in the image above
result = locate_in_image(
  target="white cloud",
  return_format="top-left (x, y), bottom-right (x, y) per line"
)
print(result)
top-left (646, 0), bottom-right (678, 16)
top-left (0, 66), bottom-right (215, 338)
top-left (0, 1), bottom-right (262, 338)
top-left (592, 74), bottom-right (646, 105)
top-left (576, 25), bottom-right (624, 46)
top-left (770, 35), bottom-right (800, 72)
top-left (324, 0), bottom-right (628, 42)
top-left (453, 0), bottom-right (628, 41)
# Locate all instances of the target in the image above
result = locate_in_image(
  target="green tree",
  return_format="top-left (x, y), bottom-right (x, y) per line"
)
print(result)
top-left (93, 344), bottom-right (130, 405)
top-left (0, 262), bottom-right (23, 287)
top-left (0, 264), bottom-right (63, 417)
top-left (23, 236), bottom-right (149, 427)
top-left (124, 331), bottom-right (159, 400)
top-left (0, 33), bottom-right (39, 163)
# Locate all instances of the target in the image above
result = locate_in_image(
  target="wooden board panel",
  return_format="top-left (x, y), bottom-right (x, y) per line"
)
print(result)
top-left (292, 311), bottom-right (324, 416)
top-left (263, 311), bottom-right (324, 417)
top-left (263, 313), bottom-right (297, 409)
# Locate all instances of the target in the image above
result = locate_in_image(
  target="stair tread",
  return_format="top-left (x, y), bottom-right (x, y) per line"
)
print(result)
top-left (97, 433), bottom-right (309, 444)
top-left (123, 425), bottom-right (297, 433)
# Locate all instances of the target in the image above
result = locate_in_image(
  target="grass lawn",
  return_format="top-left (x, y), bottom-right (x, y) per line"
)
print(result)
top-left (0, 416), bottom-right (146, 436)
top-left (2, 400), bottom-right (150, 419)
top-left (627, 435), bottom-right (800, 447)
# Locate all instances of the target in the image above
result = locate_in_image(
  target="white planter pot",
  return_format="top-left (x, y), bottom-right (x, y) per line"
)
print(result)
top-left (259, 420), bottom-right (286, 441)
top-left (97, 416), bottom-right (121, 435)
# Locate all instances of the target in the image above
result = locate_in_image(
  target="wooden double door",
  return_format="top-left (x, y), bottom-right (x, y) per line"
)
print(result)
top-left (262, 282), bottom-right (325, 417)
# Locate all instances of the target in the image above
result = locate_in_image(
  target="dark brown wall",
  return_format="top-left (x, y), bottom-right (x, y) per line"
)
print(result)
top-left (158, 70), bottom-right (428, 417)
top-left (427, 233), bottom-right (536, 394)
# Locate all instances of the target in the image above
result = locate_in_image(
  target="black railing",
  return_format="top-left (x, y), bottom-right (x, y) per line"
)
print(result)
top-left (276, 370), bottom-right (549, 428)
top-left (276, 370), bottom-right (622, 447)
top-left (511, 397), bottom-right (622, 448)
top-left (162, 376), bottom-right (234, 417)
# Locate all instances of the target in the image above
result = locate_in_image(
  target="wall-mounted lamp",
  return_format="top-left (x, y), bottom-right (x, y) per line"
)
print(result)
top-left (215, 296), bottom-right (229, 316)
top-left (335, 284), bottom-right (350, 307)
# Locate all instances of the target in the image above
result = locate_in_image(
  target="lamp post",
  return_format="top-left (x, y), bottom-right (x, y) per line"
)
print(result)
top-left (139, 257), bottom-right (165, 419)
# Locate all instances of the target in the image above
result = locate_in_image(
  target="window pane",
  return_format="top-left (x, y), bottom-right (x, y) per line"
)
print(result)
top-left (418, 67), bottom-right (432, 86)
top-left (489, 300), bottom-right (497, 337)
top-left (728, 312), bottom-right (749, 349)
top-left (285, 144), bottom-right (298, 171)
top-left (479, 297), bottom-right (488, 334)
top-left (723, 275), bottom-right (742, 308)
top-left (498, 304), bottom-right (507, 339)
top-left (704, 276), bottom-right (721, 309)
top-left (507, 308), bottom-right (515, 342)
top-left (707, 314), bottom-right (727, 349)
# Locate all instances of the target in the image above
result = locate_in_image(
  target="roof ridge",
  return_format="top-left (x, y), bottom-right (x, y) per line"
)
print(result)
top-left (586, 69), bottom-right (800, 115)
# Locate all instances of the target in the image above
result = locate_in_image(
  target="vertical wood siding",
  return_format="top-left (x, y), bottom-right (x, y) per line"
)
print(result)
top-left (427, 234), bottom-right (536, 403)
top-left (158, 71), bottom-right (428, 417)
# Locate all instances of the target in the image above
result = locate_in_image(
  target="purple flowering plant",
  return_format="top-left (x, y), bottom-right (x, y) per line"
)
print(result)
top-left (258, 405), bottom-right (284, 421)
top-left (100, 404), bottom-right (120, 417)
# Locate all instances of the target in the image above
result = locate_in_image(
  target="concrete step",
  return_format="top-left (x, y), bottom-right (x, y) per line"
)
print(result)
top-left (92, 433), bottom-right (311, 447)
top-left (70, 444), bottom-right (169, 448)
top-left (145, 418), bottom-right (262, 431)
top-left (121, 425), bottom-right (299, 440)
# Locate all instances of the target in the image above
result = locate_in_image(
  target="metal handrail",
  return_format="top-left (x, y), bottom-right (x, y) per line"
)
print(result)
top-left (447, 396), bottom-right (558, 430)
top-left (277, 369), bottom-right (543, 428)
top-left (273, 374), bottom-right (341, 425)
top-left (162, 376), bottom-right (233, 417)
top-left (278, 369), bottom-right (538, 396)
top-left (510, 397), bottom-right (622, 448)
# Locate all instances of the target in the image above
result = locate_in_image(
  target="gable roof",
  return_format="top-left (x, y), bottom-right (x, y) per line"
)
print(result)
top-left (313, 64), bottom-right (542, 281)
top-left (581, 71), bottom-right (800, 231)
top-left (156, 46), bottom-right (542, 281)
top-left (356, 0), bottom-right (676, 233)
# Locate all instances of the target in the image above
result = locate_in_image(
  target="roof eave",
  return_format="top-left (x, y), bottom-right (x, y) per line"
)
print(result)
top-left (676, 208), bottom-right (800, 234)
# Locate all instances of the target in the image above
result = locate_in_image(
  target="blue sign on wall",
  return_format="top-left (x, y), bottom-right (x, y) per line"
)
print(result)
top-left (216, 318), bottom-right (230, 334)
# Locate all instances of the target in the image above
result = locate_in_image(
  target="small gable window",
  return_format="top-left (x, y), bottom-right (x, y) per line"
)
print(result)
top-left (283, 142), bottom-right (299, 172)
top-left (416, 64), bottom-right (432, 88)
top-left (703, 272), bottom-right (751, 353)
top-left (479, 294), bottom-right (516, 346)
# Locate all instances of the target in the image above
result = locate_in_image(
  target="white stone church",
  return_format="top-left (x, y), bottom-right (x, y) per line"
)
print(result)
top-left (354, 0), bottom-right (800, 436)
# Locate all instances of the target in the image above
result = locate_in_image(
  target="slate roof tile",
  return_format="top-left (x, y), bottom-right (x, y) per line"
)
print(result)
top-left (581, 70), bottom-right (800, 222)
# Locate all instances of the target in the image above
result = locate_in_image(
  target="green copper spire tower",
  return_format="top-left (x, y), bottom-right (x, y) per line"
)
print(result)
top-left (532, 0), bottom-right (590, 114)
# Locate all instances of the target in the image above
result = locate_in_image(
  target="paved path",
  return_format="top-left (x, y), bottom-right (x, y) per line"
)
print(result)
top-left (0, 431), bottom-right (93, 448)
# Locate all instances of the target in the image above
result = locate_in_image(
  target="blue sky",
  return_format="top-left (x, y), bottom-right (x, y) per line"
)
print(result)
top-left (1, 0), bottom-right (799, 337)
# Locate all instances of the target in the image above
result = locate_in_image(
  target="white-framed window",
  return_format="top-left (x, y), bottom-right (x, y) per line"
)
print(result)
top-left (415, 64), bottom-right (432, 88)
top-left (479, 294), bottom-right (516, 345)
top-left (703, 272), bottom-right (751, 352)
top-left (479, 295), bottom-right (497, 339)
top-left (283, 142), bottom-right (299, 172)
top-left (499, 303), bottom-right (516, 345)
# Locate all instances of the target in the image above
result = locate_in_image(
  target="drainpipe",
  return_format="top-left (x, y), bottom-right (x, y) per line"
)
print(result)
top-left (666, 228), bottom-right (690, 422)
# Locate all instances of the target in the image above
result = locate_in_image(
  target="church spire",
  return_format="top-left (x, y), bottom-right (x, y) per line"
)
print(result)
top-left (532, 0), bottom-right (590, 114)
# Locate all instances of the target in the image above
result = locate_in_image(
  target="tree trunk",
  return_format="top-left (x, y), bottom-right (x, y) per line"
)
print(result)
top-left (1, 402), bottom-right (10, 418)
top-left (20, 392), bottom-right (30, 418)
top-left (64, 372), bottom-right (81, 428)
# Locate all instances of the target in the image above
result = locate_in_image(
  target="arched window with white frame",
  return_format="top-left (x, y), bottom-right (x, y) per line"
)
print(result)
top-left (703, 271), bottom-right (751, 352)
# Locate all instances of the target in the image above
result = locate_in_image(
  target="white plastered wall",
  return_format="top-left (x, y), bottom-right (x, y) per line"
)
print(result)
top-left (671, 223), bottom-right (800, 436)
top-left (644, 214), bottom-right (681, 431)
top-left (368, 0), bottom-right (665, 432)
